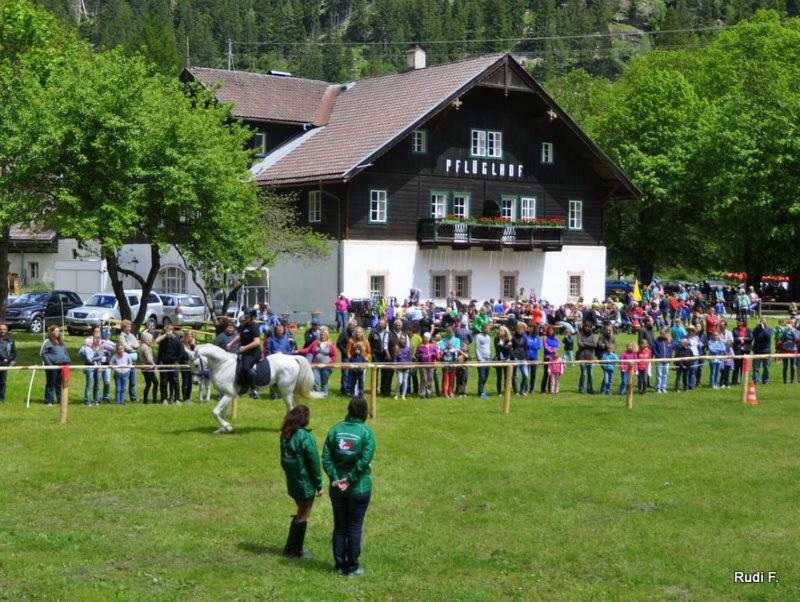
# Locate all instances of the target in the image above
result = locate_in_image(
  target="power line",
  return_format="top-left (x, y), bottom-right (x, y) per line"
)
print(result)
top-left (231, 26), bottom-right (731, 47)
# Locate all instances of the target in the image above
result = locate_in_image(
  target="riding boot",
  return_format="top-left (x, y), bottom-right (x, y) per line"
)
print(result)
top-left (283, 516), bottom-right (299, 557)
top-left (294, 521), bottom-right (312, 559)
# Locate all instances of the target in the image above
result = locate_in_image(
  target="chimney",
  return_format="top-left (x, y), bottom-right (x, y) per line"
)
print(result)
top-left (406, 46), bottom-right (426, 70)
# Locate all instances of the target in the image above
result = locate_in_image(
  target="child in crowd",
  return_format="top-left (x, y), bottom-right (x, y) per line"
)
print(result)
top-left (707, 332), bottom-right (726, 389)
top-left (652, 327), bottom-right (673, 394)
top-left (349, 344), bottom-right (367, 396)
top-left (636, 340), bottom-right (652, 394)
top-left (440, 340), bottom-right (458, 398)
top-left (110, 342), bottom-right (134, 405)
top-left (548, 351), bottom-right (565, 394)
top-left (562, 331), bottom-right (574, 366)
top-left (674, 339), bottom-right (694, 392)
top-left (395, 335), bottom-right (412, 399)
top-left (721, 340), bottom-right (734, 388)
top-left (600, 344), bottom-right (618, 395)
top-left (619, 342), bottom-right (638, 395)
top-left (415, 332), bottom-right (438, 399)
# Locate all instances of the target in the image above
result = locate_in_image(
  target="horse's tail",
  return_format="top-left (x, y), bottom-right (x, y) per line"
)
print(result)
top-left (293, 356), bottom-right (325, 399)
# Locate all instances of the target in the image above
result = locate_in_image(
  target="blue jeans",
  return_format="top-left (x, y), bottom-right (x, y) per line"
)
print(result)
top-left (336, 311), bottom-right (349, 331)
top-left (579, 365), bottom-right (594, 393)
top-left (84, 367), bottom-right (110, 403)
top-left (330, 489), bottom-right (371, 574)
top-left (709, 361), bottom-right (721, 387)
top-left (396, 369), bottom-right (409, 396)
top-left (115, 372), bottom-right (130, 404)
top-left (44, 368), bottom-right (62, 404)
top-left (618, 371), bottom-right (629, 395)
top-left (477, 366), bottom-right (489, 396)
top-left (128, 366), bottom-right (137, 401)
top-left (341, 368), bottom-right (351, 395)
top-left (655, 363), bottom-right (669, 391)
top-left (512, 364), bottom-right (529, 394)
top-left (351, 370), bottom-right (365, 396)
top-left (313, 367), bottom-right (332, 395)
top-left (601, 370), bottom-right (613, 394)
top-left (752, 357), bottom-right (770, 384)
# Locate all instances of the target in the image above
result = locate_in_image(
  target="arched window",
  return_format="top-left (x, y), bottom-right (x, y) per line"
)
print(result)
top-left (158, 266), bottom-right (187, 294)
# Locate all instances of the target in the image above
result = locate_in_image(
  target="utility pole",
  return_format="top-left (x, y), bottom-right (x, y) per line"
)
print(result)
top-left (185, 36), bottom-right (191, 68)
top-left (227, 39), bottom-right (234, 71)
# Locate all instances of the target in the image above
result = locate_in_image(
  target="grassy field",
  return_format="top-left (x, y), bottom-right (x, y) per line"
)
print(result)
top-left (1, 331), bottom-right (798, 600)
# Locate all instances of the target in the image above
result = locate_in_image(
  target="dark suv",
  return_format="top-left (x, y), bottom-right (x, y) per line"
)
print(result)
top-left (4, 290), bottom-right (83, 334)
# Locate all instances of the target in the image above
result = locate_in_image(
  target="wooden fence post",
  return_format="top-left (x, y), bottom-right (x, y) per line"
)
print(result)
top-left (740, 357), bottom-right (751, 404)
top-left (231, 395), bottom-right (238, 419)
top-left (625, 366), bottom-right (634, 410)
top-left (502, 363), bottom-right (513, 414)
top-left (59, 366), bottom-right (70, 425)
top-left (369, 365), bottom-right (378, 419)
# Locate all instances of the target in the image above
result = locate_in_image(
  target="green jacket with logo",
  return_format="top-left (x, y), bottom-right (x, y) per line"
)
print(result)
top-left (322, 416), bottom-right (376, 496)
top-left (280, 428), bottom-right (323, 500)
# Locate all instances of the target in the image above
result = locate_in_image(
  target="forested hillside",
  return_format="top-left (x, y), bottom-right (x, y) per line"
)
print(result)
top-left (34, 0), bottom-right (799, 81)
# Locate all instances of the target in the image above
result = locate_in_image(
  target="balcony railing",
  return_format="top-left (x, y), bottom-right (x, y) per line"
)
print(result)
top-left (417, 219), bottom-right (564, 251)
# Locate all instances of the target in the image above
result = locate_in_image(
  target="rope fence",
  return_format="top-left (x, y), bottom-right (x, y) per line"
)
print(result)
top-left (2, 353), bottom-right (793, 425)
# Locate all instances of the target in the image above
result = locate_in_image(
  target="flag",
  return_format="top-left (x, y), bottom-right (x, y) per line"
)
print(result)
top-left (632, 280), bottom-right (642, 302)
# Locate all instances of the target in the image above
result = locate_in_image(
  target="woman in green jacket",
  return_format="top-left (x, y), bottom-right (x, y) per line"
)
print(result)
top-left (322, 397), bottom-right (376, 576)
top-left (279, 405), bottom-right (323, 558)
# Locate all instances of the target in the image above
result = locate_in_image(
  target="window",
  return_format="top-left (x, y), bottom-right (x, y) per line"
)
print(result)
top-left (569, 275), bottom-right (583, 298)
top-left (308, 190), bottom-right (322, 223)
top-left (369, 189), bottom-right (388, 223)
top-left (411, 129), bottom-right (428, 154)
top-left (158, 266), bottom-right (187, 294)
top-left (568, 200), bottom-right (583, 230)
top-left (253, 133), bottom-right (267, 157)
top-left (502, 274), bottom-right (517, 299)
top-left (28, 262), bottom-right (39, 280)
top-left (430, 191), bottom-right (448, 218)
top-left (541, 142), bottom-right (554, 164)
top-left (500, 196), bottom-right (516, 221)
top-left (369, 275), bottom-right (385, 297)
top-left (431, 273), bottom-right (447, 298)
top-left (454, 274), bottom-right (471, 299)
top-left (487, 131), bottom-right (503, 158)
top-left (452, 192), bottom-right (470, 219)
top-left (520, 196), bottom-right (536, 221)
top-left (471, 129), bottom-right (503, 158)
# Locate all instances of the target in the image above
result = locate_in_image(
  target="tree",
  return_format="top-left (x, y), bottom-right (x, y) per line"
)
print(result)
top-left (9, 48), bottom-right (325, 328)
top-left (0, 0), bottom-right (82, 320)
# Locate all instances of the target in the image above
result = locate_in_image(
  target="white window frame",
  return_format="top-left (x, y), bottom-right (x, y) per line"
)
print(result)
top-left (412, 129), bottom-right (428, 154)
top-left (369, 189), bottom-right (388, 224)
top-left (569, 274), bottom-right (583, 298)
top-left (541, 142), bottom-right (554, 164)
top-left (500, 196), bottom-right (517, 221)
top-left (308, 190), bottom-right (322, 223)
top-left (568, 200), bottom-right (583, 230)
top-left (519, 196), bottom-right (536, 221)
top-left (28, 261), bottom-right (40, 280)
top-left (369, 274), bottom-right (386, 297)
top-left (430, 191), bottom-right (448, 218)
top-left (470, 129), bottom-right (486, 158)
top-left (158, 266), bottom-right (188, 294)
top-left (501, 272), bottom-right (518, 300)
top-left (486, 130), bottom-right (503, 158)
top-left (254, 132), bottom-right (267, 157)
top-left (452, 192), bottom-right (470, 219)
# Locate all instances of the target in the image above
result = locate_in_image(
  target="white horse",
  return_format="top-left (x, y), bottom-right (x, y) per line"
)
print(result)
top-left (190, 344), bottom-right (321, 434)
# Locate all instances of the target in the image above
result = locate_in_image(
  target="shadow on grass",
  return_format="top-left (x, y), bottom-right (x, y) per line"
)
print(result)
top-left (167, 426), bottom-right (280, 435)
top-left (237, 542), bottom-right (333, 572)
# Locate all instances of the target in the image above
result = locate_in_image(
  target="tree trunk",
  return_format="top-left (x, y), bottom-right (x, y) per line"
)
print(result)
top-left (105, 251), bottom-right (132, 321)
top-left (638, 262), bottom-right (654, 286)
top-left (0, 226), bottom-right (10, 322)
top-left (105, 245), bottom-right (162, 330)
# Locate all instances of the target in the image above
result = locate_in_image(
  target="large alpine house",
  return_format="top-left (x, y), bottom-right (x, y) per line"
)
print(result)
top-left (184, 50), bottom-right (639, 319)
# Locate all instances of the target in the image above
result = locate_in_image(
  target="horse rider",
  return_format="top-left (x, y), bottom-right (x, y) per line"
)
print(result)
top-left (228, 308), bottom-right (262, 399)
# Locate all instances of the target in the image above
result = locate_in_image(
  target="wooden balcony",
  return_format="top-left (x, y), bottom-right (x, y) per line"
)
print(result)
top-left (417, 219), bottom-right (564, 252)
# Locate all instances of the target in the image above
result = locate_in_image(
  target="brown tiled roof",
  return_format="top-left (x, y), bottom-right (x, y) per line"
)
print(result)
top-left (10, 224), bottom-right (56, 242)
top-left (186, 67), bottom-right (331, 124)
top-left (253, 54), bottom-right (505, 184)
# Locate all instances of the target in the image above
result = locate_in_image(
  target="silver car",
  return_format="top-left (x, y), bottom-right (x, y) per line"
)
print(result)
top-left (160, 293), bottom-right (208, 327)
top-left (66, 290), bottom-right (164, 334)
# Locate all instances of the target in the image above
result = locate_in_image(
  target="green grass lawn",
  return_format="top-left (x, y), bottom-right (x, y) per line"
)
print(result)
top-left (1, 332), bottom-right (798, 600)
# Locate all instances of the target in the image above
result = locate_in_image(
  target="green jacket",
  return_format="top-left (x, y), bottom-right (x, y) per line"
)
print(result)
top-left (280, 428), bottom-right (323, 500)
top-left (473, 313), bottom-right (491, 333)
top-left (322, 416), bottom-right (376, 496)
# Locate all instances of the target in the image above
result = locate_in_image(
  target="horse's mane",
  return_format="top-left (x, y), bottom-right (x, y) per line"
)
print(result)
top-left (197, 343), bottom-right (236, 363)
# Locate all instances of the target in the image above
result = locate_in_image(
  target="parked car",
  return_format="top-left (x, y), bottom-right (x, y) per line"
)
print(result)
top-left (4, 290), bottom-right (83, 333)
top-left (65, 290), bottom-right (164, 334)
top-left (212, 291), bottom-right (239, 319)
top-left (605, 279), bottom-right (632, 298)
top-left (160, 293), bottom-right (208, 327)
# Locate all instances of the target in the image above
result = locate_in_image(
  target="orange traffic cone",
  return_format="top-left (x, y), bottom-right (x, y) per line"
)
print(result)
top-left (745, 381), bottom-right (758, 405)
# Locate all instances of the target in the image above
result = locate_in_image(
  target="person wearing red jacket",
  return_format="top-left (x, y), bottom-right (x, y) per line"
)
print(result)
top-left (294, 327), bottom-right (337, 396)
top-left (636, 340), bottom-right (652, 393)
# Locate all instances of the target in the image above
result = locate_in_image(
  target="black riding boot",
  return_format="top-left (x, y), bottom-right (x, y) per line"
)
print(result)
top-left (294, 521), bottom-right (312, 558)
top-left (283, 516), bottom-right (299, 557)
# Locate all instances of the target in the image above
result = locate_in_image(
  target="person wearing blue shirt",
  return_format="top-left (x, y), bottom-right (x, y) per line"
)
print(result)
top-left (525, 324), bottom-right (541, 394)
top-left (437, 326), bottom-right (462, 352)
top-left (268, 323), bottom-right (296, 355)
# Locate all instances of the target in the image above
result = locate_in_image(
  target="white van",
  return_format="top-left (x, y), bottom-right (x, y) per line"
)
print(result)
top-left (66, 290), bottom-right (164, 334)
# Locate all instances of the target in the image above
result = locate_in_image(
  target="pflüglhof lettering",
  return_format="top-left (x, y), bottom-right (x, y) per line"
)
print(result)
top-left (444, 158), bottom-right (525, 179)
